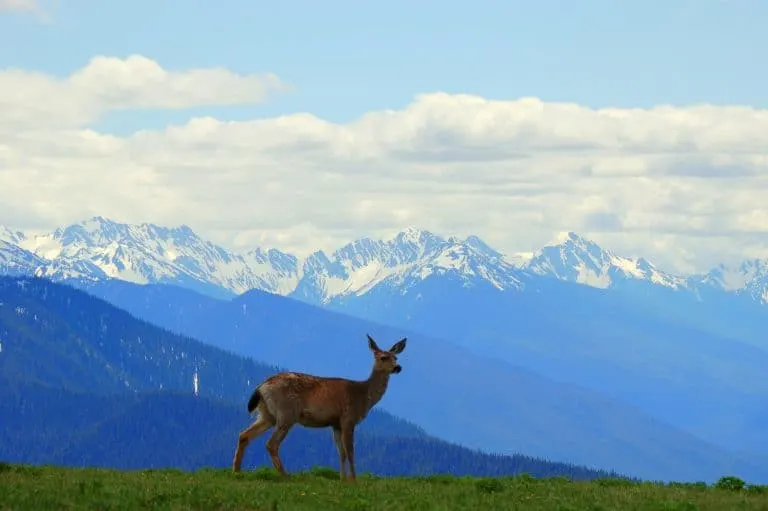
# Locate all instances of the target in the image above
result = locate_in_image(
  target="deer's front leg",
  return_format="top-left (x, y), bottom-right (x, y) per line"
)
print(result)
top-left (341, 424), bottom-right (356, 482)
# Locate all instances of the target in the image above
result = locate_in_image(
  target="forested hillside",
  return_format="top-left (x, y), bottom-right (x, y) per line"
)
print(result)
top-left (0, 276), bottom-right (621, 480)
top-left (74, 277), bottom-right (768, 483)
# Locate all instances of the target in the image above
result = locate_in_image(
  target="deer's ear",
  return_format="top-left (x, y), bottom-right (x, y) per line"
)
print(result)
top-left (389, 338), bottom-right (407, 354)
top-left (367, 334), bottom-right (381, 352)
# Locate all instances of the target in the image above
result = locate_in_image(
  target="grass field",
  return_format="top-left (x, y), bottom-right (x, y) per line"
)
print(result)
top-left (1, 463), bottom-right (767, 511)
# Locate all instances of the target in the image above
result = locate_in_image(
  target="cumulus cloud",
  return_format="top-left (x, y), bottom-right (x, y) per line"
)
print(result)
top-left (1, 56), bottom-right (768, 274)
top-left (0, 55), bottom-right (287, 129)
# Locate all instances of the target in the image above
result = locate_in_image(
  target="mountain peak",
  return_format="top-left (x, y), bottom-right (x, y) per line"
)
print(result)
top-left (76, 215), bottom-right (123, 233)
top-left (462, 234), bottom-right (503, 260)
top-left (544, 231), bottom-right (596, 249)
top-left (521, 231), bottom-right (684, 290)
top-left (2, 218), bottom-right (763, 306)
top-left (390, 226), bottom-right (442, 245)
top-left (85, 215), bottom-right (112, 225)
top-left (695, 258), bottom-right (768, 301)
top-left (51, 216), bottom-right (126, 243)
top-left (2, 217), bottom-right (303, 297)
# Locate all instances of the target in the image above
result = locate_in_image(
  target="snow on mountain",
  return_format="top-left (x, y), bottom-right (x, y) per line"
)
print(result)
top-left (6, 216), bottom-right (299, 296)
top-left (373, 236), bottom-right (526, 294)
top-left (0, 226), bottom-right (26, 245)
top-left (690, 259), bottom-right (768, 304)
top-left (290, 227), bottom-right (526, 304)
top-left (241, 247), bottom-right (301, 295)
top-left (2, 217), bottom-right (768, 307)
top-left (0, 225), bottom-right (108, 281)
top-left (515, 231), bottom-right (686, 290)
top-left (0, 239), bottom-right (42, 277)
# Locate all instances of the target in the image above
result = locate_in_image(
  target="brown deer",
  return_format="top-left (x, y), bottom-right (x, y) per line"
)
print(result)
top-left (232, 333), bottom-right (407, 482)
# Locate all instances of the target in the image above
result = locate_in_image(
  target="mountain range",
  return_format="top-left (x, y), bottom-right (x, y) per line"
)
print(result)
top-left (3, 217), bottom-right (768, 483)
top-left (1, 217), bottom-right (767, 307)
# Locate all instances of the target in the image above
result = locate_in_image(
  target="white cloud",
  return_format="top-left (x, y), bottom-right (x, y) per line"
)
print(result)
top-left (2, 56), bottom-right (768, 274)
top-left (0, 55), bottom-right (287, 129)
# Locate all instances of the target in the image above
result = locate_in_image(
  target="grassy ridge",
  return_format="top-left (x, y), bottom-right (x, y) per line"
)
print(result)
top-left (1, 464), bottom-right (767, 511)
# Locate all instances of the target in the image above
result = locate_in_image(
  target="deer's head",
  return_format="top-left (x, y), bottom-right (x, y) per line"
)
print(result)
top-left (367, 334), bottom-right (407, 374)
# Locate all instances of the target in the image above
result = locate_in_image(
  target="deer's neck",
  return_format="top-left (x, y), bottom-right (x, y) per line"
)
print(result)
top-left (362, 368), bottom-right (391, 412)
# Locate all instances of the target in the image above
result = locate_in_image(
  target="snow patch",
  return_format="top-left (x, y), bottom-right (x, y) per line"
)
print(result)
top-left (610, 257), bottom-right (644, 278)
top-left (505, 252), bottom-right (534, 266)
top-left (575, 264), bottom-right (612, 289)
top-left (18, 234), bottom-right (64, 260)
top-left (718, 267), bottom-right (753, 292)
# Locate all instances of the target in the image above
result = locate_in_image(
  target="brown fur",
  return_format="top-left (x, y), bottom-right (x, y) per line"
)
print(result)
top-left (232, 334), bottom-right (407, 482)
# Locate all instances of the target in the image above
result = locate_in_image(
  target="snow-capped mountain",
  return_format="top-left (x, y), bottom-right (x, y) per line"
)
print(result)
top-left (291, 227), bottom-right (526, 304)
top-left (1, 216), bottom-right (299, 298)
top-left (690, 259), bottom-right (768, 304)
top-left (510, 232), bottom-right (768, 304)
top-left (516, 231), bottom-right (686, 290)
top-left (1, 216), bottom-right (767, 306)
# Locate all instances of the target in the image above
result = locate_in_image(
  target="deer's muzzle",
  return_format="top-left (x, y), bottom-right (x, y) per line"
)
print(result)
top-left (392, 365), bottom-right (402, 374)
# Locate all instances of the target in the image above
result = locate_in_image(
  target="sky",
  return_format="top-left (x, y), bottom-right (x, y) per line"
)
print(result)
top-left (1, 0), bottom-right (767, 274)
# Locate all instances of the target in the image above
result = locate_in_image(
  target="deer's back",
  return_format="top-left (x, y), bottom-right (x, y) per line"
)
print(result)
top-left (260, 372), bottom-right (364, 427)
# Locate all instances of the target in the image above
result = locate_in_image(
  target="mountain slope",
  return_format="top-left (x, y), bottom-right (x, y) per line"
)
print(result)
top-left (0, 275), bottom-right (419, 438)
top-left (0, 240), bottom-right (42, 277)
top-left (324, 265), bottom-right (768, 453)
top-left (0, 275), bottom-right (625, 480)
top-left (75, 277), bottom-right (768, 483)
top-left (0, 381), bottom-right (616, 479)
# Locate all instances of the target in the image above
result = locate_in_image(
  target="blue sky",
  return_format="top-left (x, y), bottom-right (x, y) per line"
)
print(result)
top-left (2, 0), bottom-right (766, 131)
top-left (2, 0), bottom-right (768, 272)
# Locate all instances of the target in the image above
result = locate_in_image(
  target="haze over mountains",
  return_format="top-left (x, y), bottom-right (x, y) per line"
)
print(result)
top-left (3, 216), bottom-right (768, 483)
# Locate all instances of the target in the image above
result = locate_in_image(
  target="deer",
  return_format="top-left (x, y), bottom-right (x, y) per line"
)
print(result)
top-left (232, 333), bottom-right (407, 482)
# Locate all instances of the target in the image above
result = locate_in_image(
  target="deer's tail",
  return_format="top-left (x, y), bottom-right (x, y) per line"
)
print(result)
top-left (247, 386), bottom-right (261, 415)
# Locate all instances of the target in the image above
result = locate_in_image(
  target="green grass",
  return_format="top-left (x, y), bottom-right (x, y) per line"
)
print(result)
top-left (1, 463), bottom-right (767, 511)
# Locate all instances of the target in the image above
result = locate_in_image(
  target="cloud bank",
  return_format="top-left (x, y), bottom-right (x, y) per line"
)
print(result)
top-left (1, 55), bottom-right (767, 274)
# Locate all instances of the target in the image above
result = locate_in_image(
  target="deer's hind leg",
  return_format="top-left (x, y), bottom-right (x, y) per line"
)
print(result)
top-left (265, 423), bottom-right (294, 477)
top-left (233, 415), bottom-right (273, 472)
